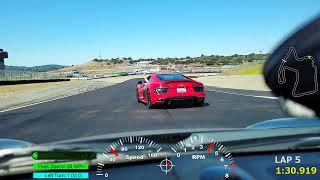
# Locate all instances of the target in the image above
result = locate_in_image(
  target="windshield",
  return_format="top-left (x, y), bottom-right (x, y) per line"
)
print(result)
top-left (1, 1), bottom-right (320, 179)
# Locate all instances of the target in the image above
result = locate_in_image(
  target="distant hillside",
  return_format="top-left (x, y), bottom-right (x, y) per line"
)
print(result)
top-left (5, 64), bottom-right (67, 72)
top-left (53, 53), bottom-right (269, 74)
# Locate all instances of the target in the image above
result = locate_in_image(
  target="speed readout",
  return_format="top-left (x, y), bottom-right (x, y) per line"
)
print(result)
top-left (100, 136), bottom-right (162, 162)
top-left (96, 136), bottom-right (163, 178)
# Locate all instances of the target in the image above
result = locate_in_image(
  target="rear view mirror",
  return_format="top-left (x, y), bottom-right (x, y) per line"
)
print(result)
top-left (263, 16), bottom-right (320, 116)
top-left (137, 80), bottom-right (143, 85)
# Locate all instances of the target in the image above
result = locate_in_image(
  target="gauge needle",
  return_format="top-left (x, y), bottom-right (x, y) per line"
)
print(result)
top-left (208, 142), bottom-right (214, 153)
top-left (110, 147), bottom-right (119, 157)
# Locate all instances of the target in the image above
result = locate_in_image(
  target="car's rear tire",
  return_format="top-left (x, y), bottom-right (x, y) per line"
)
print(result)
top-left (147, 97), bottom-right (154, 109)
top-left (146, 89), bottom-right (154, 109)
top-left (195, 100), bottom-right (204, 107)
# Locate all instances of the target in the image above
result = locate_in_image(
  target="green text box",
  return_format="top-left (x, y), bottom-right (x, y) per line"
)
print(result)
top-left (33, 163), bottom-right (89, 171)
top-left (32, 151), bottom-right (96, 160)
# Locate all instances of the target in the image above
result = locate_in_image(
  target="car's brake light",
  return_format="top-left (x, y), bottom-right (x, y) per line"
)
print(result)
top-left (193, 86), bottom-right (204, 92)
top-left (155, 88), bottom-right (169, 94)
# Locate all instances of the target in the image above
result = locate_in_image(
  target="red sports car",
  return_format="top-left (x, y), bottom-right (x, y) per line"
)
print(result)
top-left (136, 73), bottom-right (205, 108)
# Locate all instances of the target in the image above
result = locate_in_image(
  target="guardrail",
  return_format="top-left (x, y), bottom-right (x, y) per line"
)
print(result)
top-left (180, 69), bottom-right (223, 73)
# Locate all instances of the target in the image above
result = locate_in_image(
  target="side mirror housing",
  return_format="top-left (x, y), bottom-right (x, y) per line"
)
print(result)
top-left (264, 16), bottom-right (320, 115)
top-left (137, 80), bottom-right (143, 85)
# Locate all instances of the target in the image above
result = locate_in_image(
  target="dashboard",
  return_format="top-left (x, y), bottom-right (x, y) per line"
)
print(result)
top-left (5, 135), bottom-right (320, 180)
top-left (88, 151), bottom-right (320, 180)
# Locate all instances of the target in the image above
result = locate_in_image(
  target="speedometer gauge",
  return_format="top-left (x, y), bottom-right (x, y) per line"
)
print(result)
top-left (170, 135), bottom-right (238, 179)
top-left (96, 136), bottom-right (163, 178)
top-left (102, 136), bottom-right (162, 162)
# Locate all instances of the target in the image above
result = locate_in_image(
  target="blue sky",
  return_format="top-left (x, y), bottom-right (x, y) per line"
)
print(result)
top-left (1, 0), bottom-right (320, 66)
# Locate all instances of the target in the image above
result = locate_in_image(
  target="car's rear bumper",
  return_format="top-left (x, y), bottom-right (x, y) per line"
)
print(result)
top-left (154, 96), bottom-right (205, 105)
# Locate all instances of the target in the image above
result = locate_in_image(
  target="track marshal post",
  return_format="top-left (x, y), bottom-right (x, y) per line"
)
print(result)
top-left (0, 49), bottom-right (9, 78)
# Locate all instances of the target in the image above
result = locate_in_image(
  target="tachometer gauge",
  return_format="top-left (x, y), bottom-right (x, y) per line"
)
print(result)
top-left (96, 136), bottom-right (163, 178)
top-left (170, 135), bottom-right (238, 179)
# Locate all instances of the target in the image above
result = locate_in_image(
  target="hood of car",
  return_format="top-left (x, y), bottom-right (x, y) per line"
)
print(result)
top-left (247, 118), bottom-right (320, 129)
top-left (2, 118), bottom-right (320, 149)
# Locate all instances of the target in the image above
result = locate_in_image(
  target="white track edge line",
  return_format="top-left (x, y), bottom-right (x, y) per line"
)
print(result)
top-left (206, 89), bottom-right (278, 100)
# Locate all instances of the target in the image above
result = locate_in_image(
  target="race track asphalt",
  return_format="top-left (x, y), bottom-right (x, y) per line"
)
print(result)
top-left (0, 79), bottom-right (288, 144)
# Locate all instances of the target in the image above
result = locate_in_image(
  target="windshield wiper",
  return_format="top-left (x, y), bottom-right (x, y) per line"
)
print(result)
top-left (291, 137), bottom-right (320, 150)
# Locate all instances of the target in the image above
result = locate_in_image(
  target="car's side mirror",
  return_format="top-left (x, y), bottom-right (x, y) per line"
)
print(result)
top-left (264, 16), bottom-right (320, 116)
top-left (137, 80), bottom-right (143, 85)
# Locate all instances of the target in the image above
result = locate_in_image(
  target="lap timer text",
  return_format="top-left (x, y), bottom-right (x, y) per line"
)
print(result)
top-left (275, 155), bottom-right (300, 164)
top-left (274, 155), bottom-right (317, 175)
